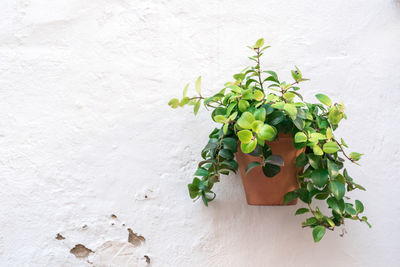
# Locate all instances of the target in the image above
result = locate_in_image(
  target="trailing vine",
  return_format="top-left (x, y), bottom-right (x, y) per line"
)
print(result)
top-left (169, 38), bottom-right (371, 242)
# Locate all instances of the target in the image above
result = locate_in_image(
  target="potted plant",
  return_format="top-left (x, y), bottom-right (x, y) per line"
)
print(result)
top-left (168, 38), bottom-right (371, 242)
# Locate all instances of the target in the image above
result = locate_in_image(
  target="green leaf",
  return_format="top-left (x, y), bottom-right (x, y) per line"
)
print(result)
top-left (237, 130), bottom-right (253, 144)
top-left (241, 139), bottom-right (257, 154)
top-left (283, 103), bottom-right (297, 120)
top-left (222, 137), bottom-right (238, 152)
top-left (311, 169), bottom-right (329, 188)
top-left (293, 117), bottom-right (304, 130)
top-left (214, 115), bottom-right (226, 123)
top-left (179, 97), bottom-right (189, 107)
top-left (295, 208), bottom-right (310, 215)
top-left (258, 124), bottom-right (276, 141)
top-left (349, 152), bottom-right (363, 161)
top-left (294, 132), bottom-right (307, 143)
top-left (315, 94), bottom-right (332, 106)
top-left (195, 76), bottom-right (201, 95)
top-left (327, 160), bottom-right (339, 178)
top-left (355, 200), bottom-right (364, 213)
top-left (254, 108), bottom-right (266, 121)
top-left (229, 112), bottom-right (238, 121)
top-left (308, 154), bottom-right (321, 169)
top-left (251, 120), bottom-right (264, 133)
top-left (341, 138), bottom-right (348, 148)
top-left (254, 38), bottom-right (264, 48)
top-left (188, 178), bottom-right (201, 199)
top-left (219, 149), bottom-right (234, 160)
top-left (345, 203), bottom-right (357, 215)
top-left (194, 167), bottom-right (209, 176)
top-left (245, 161), bottom-right (261, 175)
top-left (168, 98), bottom-right (179, 108)
top-left (264, 71), bottom-right (279, 83)
top-left (238, 99), bottom-right (250, 112)
top-left (183, 83), bottom-right (189, 97)
top-left (312, 226), bottom-right (326, 243)
top-left (265, 155), bottom-right (284, 166)
top-left (283, 92), bottom-right (295, 101)
top-left (283, 191), bottom-right (298, 204)
top-left (326, 127), bottom-right (333, 139)
top-left (327, 197), bottom-right (343, 215)
top-left (323, 142), bottom-right (339, 153)
top-left (296, 152), bottom-right (308, 167)
top-left (194, 100), bottom-right (201, 115)
top-left (313, 145), bottom-right (323, 156)
top-left (237, 112), bottom-right (255, 129)
top-left (271, 101), bottom-right (284, 110)
top-left (330, 181), bottom-right (345, 200)
top-left (262, 164), bottom-right (280, 177)
top-left (253, 90), bottom-right (264, 101)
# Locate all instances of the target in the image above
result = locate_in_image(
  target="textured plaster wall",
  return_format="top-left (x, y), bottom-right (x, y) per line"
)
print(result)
top-left (1, 0), bottom-right (400, 266)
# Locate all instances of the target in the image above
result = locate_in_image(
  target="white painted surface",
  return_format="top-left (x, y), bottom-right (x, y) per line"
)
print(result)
top-left (1, 0), bottom-right (400, 266)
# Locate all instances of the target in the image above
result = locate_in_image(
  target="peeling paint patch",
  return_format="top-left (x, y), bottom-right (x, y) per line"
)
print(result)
top-left (55, 233), bottom-right (65, 240)
top-left (70, 244), bottom-right (93, 258)
top-left (128, 228), bottom-right (145, 247)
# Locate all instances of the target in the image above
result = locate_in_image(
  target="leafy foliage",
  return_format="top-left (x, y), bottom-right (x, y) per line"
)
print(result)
top-left (169, 38), bottom-right (370, 242)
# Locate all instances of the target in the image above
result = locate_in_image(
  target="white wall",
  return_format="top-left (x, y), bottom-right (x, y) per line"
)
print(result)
top-left (1, 0), bottom-right (400, 266)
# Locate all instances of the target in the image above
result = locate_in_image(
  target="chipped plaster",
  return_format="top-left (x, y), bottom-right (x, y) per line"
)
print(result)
top-left (1, 0), bottom-right (400, 266)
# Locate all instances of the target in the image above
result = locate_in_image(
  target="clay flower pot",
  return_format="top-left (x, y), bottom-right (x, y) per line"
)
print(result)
top-left (236, 133), bottom-right (303, 206)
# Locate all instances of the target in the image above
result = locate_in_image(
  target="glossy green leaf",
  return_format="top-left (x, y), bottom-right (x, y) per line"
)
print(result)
top-left (355, 200), bottom-right (364, 213)
top-left (330, 181), bottom-right (345, 200)
top-left (323, 142), bottom-right (339, 153)
top-left (219, 149), bottom-right (234, 160)
top-left (237, 112), bottom-right (255, 129)
top-left (349, 152), bottom-right (363, 161)
top-left (195, 76), bottom-right (201, 95)
top-left (341, 138), bottom-right (348, 148)
top-left (214, 115), bottom-right (226, 123)
top-left (194, 100), bottom-right (201, 115)
top-left (262, 164), bottom-right (280, 177)
top-left (326, 127), bottom-right (333, 139)
top-left (254, 38), bottom-right (264, 48)
top-left (222, 137), bottom-right (238, 152)
top-left (168, 98), bottom-right (179, 108)
top-left (251, 120), bottom-right (263, 133)
top-left (327, 197), bottom-right (342, 215)
top-left (284, 103), bottom-right (297, 120)
top-left (238, 99), bottom-right (250, 112)
top-left (183, 83), bottom-right (189, 97)
top-left (253, 90), bottom-right (264, 101)
top-left (237, 130), bottom-right (253, 144)
top-left (283, 92), bottom-right (295, 101)
top-left (241, 139), bottom-right (257, 153)
top-left (254, 108), bottom-right (266, 121)
top-left (295, 208), bottom-right (310, 215)
top-left (327, 160), bottom-right (339, 178)
top-left (295, 152), bottom-right (308, 167)
top-left (315, 94), bottom-right (332, 106)
top-left (265, 155), bottom-right (284, 166)
top-left (284, 191), bottom-right (298, 204)
top-left (308, 154), bottom-right (321, 169)
top-left (313, 145), bottom-right (324, 156)
top-left (194, 167), bottom-right (208, 176)
top-left (245, 161), bottom-right (261, 175)
top-left (258, 124), bottom-right (276, 141)
top-left (312, 226), bottom-right (326, 243)
top-left (311, 169), bottom-right (329, 188)
top-left (294, 132), bottom-right (307, 143)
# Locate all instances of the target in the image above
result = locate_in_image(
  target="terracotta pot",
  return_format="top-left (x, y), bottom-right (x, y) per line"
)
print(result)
top-left (236, 133), bottom-right (304, 206)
